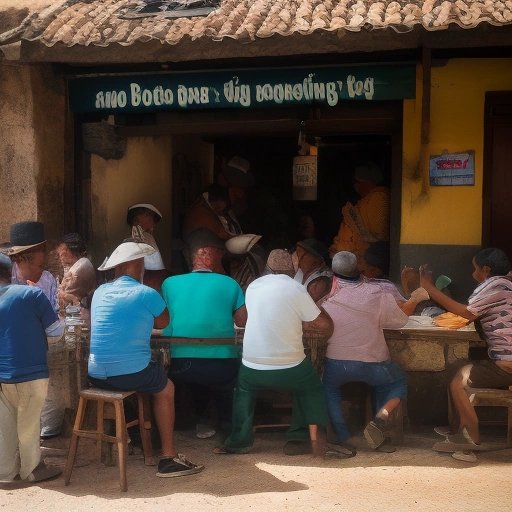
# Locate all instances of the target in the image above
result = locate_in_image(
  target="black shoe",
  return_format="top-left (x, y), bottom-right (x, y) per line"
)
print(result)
top-left (283, 440), bottom-right (311, 456)
top-left (156, 454), bottom-right (204, 478)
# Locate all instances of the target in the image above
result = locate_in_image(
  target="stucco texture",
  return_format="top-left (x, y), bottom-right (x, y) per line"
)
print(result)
top-left (0, 63), bottom-right (66, 244)
top-left (401, 58), bottom-right (512, 246)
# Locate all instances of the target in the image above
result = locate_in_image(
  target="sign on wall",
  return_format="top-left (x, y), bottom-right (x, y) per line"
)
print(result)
top-left (69, 64), bottom-right (415, 113)
top-left (429, 152), bottom-right (475, 186)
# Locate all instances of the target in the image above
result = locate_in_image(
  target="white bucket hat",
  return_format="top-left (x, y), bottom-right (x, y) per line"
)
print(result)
top-left (225, 234), bottom-right (262, 255)
top-left (98, 242), bottom-right (156, 271)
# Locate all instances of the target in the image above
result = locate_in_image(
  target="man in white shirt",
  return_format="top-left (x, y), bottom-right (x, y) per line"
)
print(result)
top-left (215, 249), bottom-right (335, 457)
top-left (321, 251), bottom-right (408, 452)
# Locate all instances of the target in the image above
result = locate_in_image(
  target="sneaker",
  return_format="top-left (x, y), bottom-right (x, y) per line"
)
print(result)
top-left (363, 421), bottom-right (385, 450)
top-left (156, 454), bottom-right (204, 478)
top-left (452, 450), bottom-right (478, 463)
top-left (24, 462), bottom-right (62, 483)
top-left (196, 423), bottom-right (216, 439)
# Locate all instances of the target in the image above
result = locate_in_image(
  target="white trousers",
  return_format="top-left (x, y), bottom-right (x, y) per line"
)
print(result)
top-left (0, 379), bottom-right (49, 481)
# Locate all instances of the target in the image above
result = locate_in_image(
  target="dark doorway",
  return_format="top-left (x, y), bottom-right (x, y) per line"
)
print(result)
top-left (483, 92), bottom-right (512, 260)
top-left (212, 134), bottom-right (392, 252)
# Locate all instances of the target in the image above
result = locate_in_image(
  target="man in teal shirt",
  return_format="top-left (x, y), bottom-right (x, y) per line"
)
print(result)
top-left (161, 229), bottom-right (247, 438)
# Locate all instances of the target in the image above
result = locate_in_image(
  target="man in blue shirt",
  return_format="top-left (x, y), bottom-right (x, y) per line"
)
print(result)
top-left (161, 229), bottom-right (247, 438)
top-left (0, 253), bottom-right (63, 484)
top-left (89, 241), bottom-right (203, 478)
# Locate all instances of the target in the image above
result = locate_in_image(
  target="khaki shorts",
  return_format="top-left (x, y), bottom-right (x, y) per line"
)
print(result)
top-left (467, 360), bottom-right (512, 389)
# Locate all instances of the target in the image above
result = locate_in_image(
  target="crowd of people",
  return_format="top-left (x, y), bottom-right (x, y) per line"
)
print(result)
top-left (1, 158), bottom-right (512, 484)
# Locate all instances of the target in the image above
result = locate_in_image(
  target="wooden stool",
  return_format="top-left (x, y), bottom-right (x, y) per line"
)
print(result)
top-left (468, 386), bottom-right (512, 446)
top-left (64, 388), bottom-right (154, 492)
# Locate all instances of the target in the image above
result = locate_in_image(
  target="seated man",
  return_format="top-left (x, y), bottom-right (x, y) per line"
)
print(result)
top-left (56, 232), bottom-right (97, 309)
top-left (161, 229), bottom-right (247, 438)
top-left (293, 238), bottom-right (332, 302)
top-left (321, 251), bottom-right (408, 453)
top-left (216, 250), bottom-right (338, 457)
top-left (88, 241), bottom-right (203, 478)
top-left (0, 254), bottom-right (63, 484)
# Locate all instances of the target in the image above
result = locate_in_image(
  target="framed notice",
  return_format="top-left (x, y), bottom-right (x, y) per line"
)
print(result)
top-left (429, 151), bottom-right (475, 186)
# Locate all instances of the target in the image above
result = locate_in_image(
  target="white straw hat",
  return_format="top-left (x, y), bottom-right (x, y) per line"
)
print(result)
top-left (98, 242), bottom-right (156, 271)
top-left (225, 234), bottom-right (262, 255)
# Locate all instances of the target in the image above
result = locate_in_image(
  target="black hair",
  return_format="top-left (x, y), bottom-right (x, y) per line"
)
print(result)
top-left (474, 248), bottom-right (511, 277)
top-left (61, 233), bottom-right (87, 256)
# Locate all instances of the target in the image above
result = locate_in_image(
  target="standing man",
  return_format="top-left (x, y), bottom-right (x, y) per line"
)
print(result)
top-left (321, 251), bottom-right (408, 453)
top-left (161, 228), bottom-right (247, 438)
top-left (329, 162), bottom-right (389, 261)
top-left (216, 250), bottom-right (336, 457)
top-left (0, 254), bottom-right (64, 484)
top-left (88, 241), bottom-right (203, 478)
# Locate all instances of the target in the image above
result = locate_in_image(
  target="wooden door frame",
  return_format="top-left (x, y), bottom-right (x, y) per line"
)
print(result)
top-left (483, 91), bottom-right (512, 247)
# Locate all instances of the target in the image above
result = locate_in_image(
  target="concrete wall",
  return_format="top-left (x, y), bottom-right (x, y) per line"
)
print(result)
top-left (0, 63), bottom-right (65, 244)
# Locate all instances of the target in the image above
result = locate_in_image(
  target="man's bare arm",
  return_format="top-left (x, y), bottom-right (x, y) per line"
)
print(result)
top-left (303, 307), bottom-right (334, 339)
top-left (154, 308), bottom-right (170, 329)
top-left (233, 305), bottom-right (248, 328)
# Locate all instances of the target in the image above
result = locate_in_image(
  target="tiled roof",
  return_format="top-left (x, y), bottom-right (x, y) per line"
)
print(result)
top-left (16, 0), bottom-right (512, 48)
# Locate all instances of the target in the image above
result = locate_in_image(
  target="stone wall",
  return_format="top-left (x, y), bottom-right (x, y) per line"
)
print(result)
top-left (0, 62), bottom-right (66, 243)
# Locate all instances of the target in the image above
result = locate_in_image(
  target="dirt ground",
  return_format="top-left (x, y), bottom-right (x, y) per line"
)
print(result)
top-left (1, 428), bottom-right (511, 512)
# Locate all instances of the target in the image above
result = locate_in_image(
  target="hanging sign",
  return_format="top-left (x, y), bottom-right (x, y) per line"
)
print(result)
top-left (69, 64), bottom-right (415, 113)
top-left (293, 155), bottom-right (318, 201)
top-left (429, 151), bottom-right (475, 186)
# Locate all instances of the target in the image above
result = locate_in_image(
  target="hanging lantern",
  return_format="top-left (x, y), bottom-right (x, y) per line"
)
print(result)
top-left (292, 154), bottom-right (317, 201)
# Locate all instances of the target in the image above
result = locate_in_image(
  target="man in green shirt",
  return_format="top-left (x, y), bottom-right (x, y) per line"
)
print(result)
top-left (161, 229), bottom-right (247, 438)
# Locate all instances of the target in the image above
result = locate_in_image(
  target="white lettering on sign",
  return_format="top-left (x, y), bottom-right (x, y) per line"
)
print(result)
top-left (91, 73), bottom-right (379, 111)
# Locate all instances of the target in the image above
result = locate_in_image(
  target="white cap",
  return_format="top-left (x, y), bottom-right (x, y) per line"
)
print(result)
top-left (225, 234), bottom-right (262, 255)
top-left (98, 242), bottom-right (156, 271)
top-left (332, 251), bottom-right (358, 278)
top-left (127, 203), bottom-right (163, 220)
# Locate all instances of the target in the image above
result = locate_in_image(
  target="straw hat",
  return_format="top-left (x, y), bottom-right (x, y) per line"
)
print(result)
top-left (225, 234), bottom-right (262, 255)
top-left (296, 238), bottom-right (329, 263)
top-left (98, 242), bottom-right (155, 271)
top-left (4, 221), bottom-right (46, 256)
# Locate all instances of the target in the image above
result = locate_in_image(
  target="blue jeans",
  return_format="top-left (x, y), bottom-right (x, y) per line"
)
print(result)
top-left (323, 358), bottom-right (407, 443)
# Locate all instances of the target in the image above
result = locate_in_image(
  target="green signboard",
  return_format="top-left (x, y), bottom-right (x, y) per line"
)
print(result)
top-left (69, 64), bottom-right (416, 113)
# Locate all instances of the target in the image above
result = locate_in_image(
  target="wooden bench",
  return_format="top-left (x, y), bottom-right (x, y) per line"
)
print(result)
top-left (467, 385), bottom-right (512, 446)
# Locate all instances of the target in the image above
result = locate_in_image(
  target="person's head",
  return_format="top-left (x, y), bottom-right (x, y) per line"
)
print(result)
top-left (361, 241), bottom-right (390, 279)
top-left (332, 251), bottom-right (360, 280)
top-left (58, 233), bottom-right (87, 266)
top-left (0, 253), bottom-right (12, 283)
top-left (218, 156), bottom-right (253, 215)
top-left (126, 203), bottom-right (162, 233)
top-left (6, 221), bottom-right (47, 282)
top-left (294, 239), bottom-right (329, 274)
top-left (264, 249), bottom-right (294, 277)
top-left (97, 241), bottom-right (156, 282)
top-left (472, 248), bottom-right (511, 283)
top-left (353, 161), bottom-right (383, 198)
top-left (186, 228), bottom-right (226, 272)
top-left (206, 183), bottom-right (230, 215)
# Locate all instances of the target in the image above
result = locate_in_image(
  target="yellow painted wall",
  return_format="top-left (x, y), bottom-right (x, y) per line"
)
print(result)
top-left (90, 136), bottom-right (173, 265)
top-left (402, 58), bottom-right (512, 245)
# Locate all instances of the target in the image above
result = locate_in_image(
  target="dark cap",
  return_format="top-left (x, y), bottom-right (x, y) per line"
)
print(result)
top-left (0, 253), bottom-right (12, 273)
top-left (296, 238), bottom-right (329, 263)
top-left (185, 228), bottom-right (226, 251)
